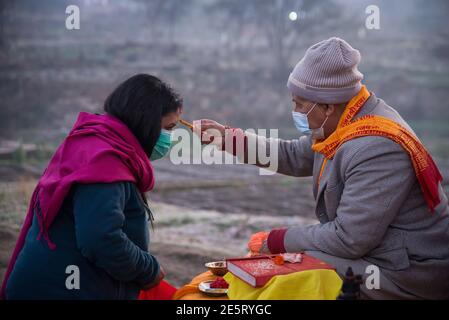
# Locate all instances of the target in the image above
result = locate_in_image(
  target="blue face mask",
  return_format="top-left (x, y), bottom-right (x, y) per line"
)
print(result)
top-left (292, 103), bottom-right (329, 139)
top-left (150, 129), bottom-right (172, 161)
top-left (292, 103), bottom-right (317, 135)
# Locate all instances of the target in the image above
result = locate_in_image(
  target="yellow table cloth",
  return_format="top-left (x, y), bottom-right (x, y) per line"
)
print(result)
top-left (174, 269), bottom-right (342, 300)
top-left (223, 269), bottom-right (342, 300)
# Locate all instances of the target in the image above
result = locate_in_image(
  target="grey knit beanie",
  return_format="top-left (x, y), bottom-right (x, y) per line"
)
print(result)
top-left (287, 37), bottom-right (364, 104)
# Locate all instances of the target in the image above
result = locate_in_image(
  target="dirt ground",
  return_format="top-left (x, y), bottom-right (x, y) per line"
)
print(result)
top-left (1, 158), bottom-right (448, 289)
top-left (0, 222), bottom-right (230, 288)
top-left (0, 162), bottom-right (317, 288)
top-left (0, 199), bottom-right (314, 288)
top-left (0, 223), bottom-right (20, 285)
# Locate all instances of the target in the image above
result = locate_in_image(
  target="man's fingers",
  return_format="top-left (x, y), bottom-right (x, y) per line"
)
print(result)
top-left (192, 119), bottom-right (226, 146)
top-left (193, 119), bottom-right (222, 132)
top-left (192, 120), bottom-right (209, 132)
top-left (197, 120), bottom-right (215, 131)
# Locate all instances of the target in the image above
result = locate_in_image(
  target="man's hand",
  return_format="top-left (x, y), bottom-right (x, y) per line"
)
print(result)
top-left (193, 119), bottom-right (226, 145)
top-left (247, 231), bottom-right (270, 255)
top-left (142, 266), bottom-right (165, 290)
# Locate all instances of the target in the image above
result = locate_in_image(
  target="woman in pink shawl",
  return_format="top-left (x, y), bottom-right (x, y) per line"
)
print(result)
top-left (1, 74), bottom-right (181, 299)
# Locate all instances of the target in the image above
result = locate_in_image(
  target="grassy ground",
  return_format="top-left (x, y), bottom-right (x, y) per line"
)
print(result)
top-left (0, 178), bottom-right (315, 288)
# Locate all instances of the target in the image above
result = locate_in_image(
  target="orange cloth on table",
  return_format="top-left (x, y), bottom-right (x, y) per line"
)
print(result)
top-left (173, 271), bottom-right (229, 300)
top-left (138, 280), bottom-right (177, 300)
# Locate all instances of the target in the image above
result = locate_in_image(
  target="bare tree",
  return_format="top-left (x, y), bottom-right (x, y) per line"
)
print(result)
top-left (210, 0), bottom-right (342, 85)
top-left (251, 0), bottom-right (343, 82)
top-left (0, 0), bottom-right (13, 51)
top-left (136, 0), bottom-right (190, 45)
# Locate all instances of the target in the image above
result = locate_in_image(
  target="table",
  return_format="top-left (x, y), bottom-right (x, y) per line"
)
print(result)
top-left (173, 269), bottom-right (342, 300)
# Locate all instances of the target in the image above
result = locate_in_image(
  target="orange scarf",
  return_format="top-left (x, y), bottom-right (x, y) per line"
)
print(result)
top-left (312, 85), bottom-right (443, 213)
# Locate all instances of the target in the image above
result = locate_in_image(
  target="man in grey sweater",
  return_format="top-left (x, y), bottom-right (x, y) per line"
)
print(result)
top-left (197, 37), bottom-right (449, 299)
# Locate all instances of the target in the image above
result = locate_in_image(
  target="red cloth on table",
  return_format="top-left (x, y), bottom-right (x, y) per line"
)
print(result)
top-left (138, 280), bottom-right (177, 300)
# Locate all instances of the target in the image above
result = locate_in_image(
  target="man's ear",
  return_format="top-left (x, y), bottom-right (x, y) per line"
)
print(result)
top-left (325, 104), bottom-right (336, 116)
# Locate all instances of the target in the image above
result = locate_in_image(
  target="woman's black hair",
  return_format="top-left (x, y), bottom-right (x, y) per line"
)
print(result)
top-left (104, 74), bottom-right (182, 156)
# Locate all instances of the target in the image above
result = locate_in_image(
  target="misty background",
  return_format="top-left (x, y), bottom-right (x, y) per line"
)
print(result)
top-left (0, 0), bottom-right (448, 286)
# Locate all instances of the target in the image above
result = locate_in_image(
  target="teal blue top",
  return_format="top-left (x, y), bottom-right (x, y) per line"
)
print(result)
top-left (6, 182), bottom-right (159, 299)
